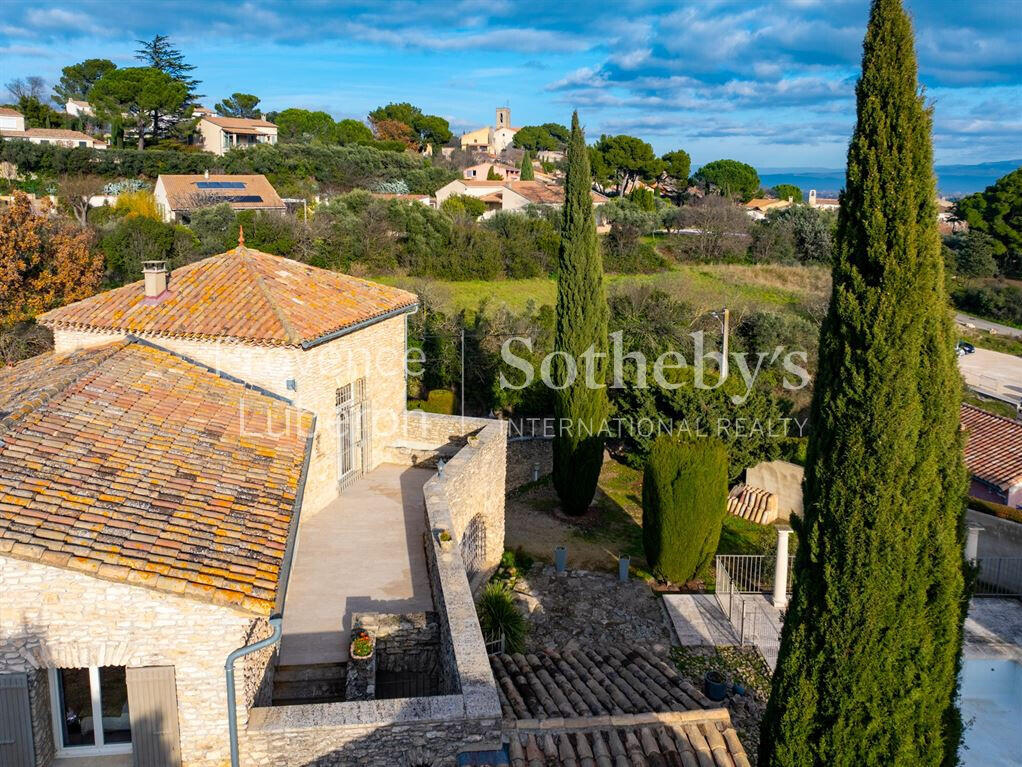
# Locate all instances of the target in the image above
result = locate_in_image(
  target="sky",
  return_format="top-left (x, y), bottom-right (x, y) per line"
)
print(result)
top-left (1, 0), bottom-right (1020, 169)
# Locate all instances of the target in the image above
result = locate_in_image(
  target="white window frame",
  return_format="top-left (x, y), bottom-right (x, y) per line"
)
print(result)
top-left (48, 667), bottom-right (133, 759)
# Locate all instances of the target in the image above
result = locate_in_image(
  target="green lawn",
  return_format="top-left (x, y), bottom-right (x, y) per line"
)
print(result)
top-left (376, 263), bottom-right (830, 320)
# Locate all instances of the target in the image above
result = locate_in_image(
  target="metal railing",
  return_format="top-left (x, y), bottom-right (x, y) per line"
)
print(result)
top-left (714, 558), bottom-right (758, 645)
top-left (715, 553), bottom-right (795, 594)
top-left (974, 557), bottom-right (1022, 597)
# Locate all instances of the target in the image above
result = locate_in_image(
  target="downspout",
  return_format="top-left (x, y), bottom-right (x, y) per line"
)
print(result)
top-left (224, 417), bottom-right (316, 767)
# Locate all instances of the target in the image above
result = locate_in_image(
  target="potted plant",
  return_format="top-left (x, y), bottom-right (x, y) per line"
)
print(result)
top-left (350, 628), bottom-right (374, 661)
top-left (437, 528), bottom-right (453, 550)
top-left (704, 670), bottom-right (728, 701)
top-left (467, 434), bottom-right (480, 447)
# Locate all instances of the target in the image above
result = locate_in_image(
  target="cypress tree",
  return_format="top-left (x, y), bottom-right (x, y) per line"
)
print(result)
top-left (759, 2), bottom-right (967, 765)
top-left (552, 112), bottom-right (609, 516)
top-left (520, 150), bottom-right (535, 180)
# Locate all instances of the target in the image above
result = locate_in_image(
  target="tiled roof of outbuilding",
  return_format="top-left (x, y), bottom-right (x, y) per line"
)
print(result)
top-left (961, 403), bottom-right (1022, 492)
top-left (490, 646), bottom-right (750, 766)
top-left (727, 484), bottom-right (776, 524)
top-left (0, 340), bottom-right (314, 613)
top-left (37, 246), bottom-right (418, 348)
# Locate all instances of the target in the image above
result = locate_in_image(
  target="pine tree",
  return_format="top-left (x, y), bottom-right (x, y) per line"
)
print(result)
top-left (551, 112), bottom-right (609, 516)
top-left (759, 2), bottom-right (967, 765)
top-left (520, 150), bottom-right (535, 181)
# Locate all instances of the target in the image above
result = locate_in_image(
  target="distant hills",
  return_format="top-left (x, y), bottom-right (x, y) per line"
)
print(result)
top-left (758, 159), bottom-right (1020, 199)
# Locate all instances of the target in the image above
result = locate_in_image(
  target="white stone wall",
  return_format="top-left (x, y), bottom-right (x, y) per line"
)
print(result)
top-left (0, 556), bottom-right (267, 767)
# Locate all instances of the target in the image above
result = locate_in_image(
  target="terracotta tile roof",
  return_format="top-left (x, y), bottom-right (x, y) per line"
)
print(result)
top-left (491, 646), bottom-right (749, 766)
top-left (961, 404), bottom-right (1022, 491)
top-left (37, 246), bottom-right (418, 348)
top-left (0, 340), bottom-right (314, 613)
top-left (0, 128), bottom-right (106, 146)
top-left (158, 174), bottom-right (285, 212)
top-left (0, 107), bottom-right (23, 117)
top-left (727, 484), bottom-right (777, 524)
top-left (201, 115), bottom-right (276, 130)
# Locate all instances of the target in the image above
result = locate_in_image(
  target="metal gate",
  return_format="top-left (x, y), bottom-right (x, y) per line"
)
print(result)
top-left (337, 378), bottom-right (370, 491)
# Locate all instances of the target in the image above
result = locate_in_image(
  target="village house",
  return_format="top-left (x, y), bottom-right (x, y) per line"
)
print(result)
top-left (460, 107), bottom-right (519, 156)
top-left (64, 100), bottom-right (94, 118)
top-left (807, 189), bottom-right (839, 210)
top-left (961, 404), bottom-right (1022, 509)
top-left (743, 197), bottom-right (793, 220)
top-left (197, 115), bottom-right (278, 156)
top-left (0, 106), bottom-right (27, 131)
top-left (436, 178), bottom-right (608, 218)
top-left (0, 109), bottom-right (106, 149)
top-left (463, 162), bottom-right (521, 181)
top-left (0, 242), bottom-right (511, 766)
top-left (153, 173), bottom-right (286, 222)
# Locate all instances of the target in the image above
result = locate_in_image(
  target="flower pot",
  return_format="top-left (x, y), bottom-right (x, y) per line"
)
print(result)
top-left (554, 546), bottom-right (567, 573)
top-left (704, 670), bottom-right (728, 701)
top-left (350, 642), bottom-right (374, 662)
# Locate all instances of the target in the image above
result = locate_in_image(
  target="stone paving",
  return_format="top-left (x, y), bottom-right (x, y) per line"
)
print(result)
top-left (664, 593), bottom-right (784, 669)
top-left (964, 598), bottom-right (1022, 659)
top-left (512, 566), bottom-right (673, 651)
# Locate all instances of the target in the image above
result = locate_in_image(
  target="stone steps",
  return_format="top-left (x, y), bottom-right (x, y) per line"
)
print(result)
top-left (271, 662), bottom-right (347, 706)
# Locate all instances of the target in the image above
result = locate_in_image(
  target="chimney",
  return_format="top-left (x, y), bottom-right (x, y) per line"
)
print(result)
top-left (204, 168), bottom-right (209, 179)
top-left (143, 261), bottom-right (168, 298)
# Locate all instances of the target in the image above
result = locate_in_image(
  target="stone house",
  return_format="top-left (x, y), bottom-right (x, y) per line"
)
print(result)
top-left (435, 179), bottom-right (608, 219)
top-left (961, 404), bottom-right (1022, 509)
top-left (459, 107), bottom-right (519, 156)
top-left (0, 242), bottom-right (508, 766)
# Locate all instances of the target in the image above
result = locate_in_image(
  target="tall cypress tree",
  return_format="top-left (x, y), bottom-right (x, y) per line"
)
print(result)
top-left (759, 2), bottom-right (967, 765)
top-left (552, 112), bottom-right (609, 516)
top-left (520, 150), bottom-right (535, 180)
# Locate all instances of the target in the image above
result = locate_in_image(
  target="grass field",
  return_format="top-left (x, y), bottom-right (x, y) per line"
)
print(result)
top-left (378, 263), bottom-right (831, 320)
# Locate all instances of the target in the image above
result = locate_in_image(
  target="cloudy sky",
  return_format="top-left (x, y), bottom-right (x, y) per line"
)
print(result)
top-left (2, 0), bottom-right (1020, 168)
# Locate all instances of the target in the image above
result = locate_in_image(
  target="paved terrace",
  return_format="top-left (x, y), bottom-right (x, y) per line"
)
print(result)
top-left (279, 464), bottom-right (435, 665)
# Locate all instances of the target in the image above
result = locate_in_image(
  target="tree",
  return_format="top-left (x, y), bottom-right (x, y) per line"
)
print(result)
top-left (12, 96), bottom-right (66, 129)
top-left (946, 230), bottom-right (998, 277)
top-left (772, 183), bottom-right (803, 203)
top-left (642, 436), bottom-right (727, 584)
top-left (215, 93), bottom-right (261, 118)
top-left (334, 118), bottom-right (374, 145)
top-left (368, 102), bottom-right (451, 149)
top-left (5, 76), bottom-right (46, 103)
top-left (552, 112), bottom-right (609, 516)
top-left (0, 192), bottom-right (102, 325)
top-left (486, 165), bottom-right (502, 181)
top-left (274, 108), bottom-right (336, 142)
top-left (135, 34), bottom-right (201, 97)
top-left (373, 118), bottom-right (416, 147)
top-left (89, 67), bottom-right (188, 150)
top-left (592, 134), bottom-right (664, 195)
top-left (659, 148), bottom-right (691, 200)
top-left (673, 195), bottom-right (751, 261)
top-left (760, 2), bottom-right (967, 765)
top-left (519, 150), bottom-right (535, 181)
top-left (52, 59), bottom-right (116, 105)
top-left (58, 175), bottom-right (105, 225)
top-left (955, 167), bottom-right (1022, 278)
top-left (694, 159), bottom-right (760, 201)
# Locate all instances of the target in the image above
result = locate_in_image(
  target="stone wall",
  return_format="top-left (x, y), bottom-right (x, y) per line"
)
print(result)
top-left (0, 556), bottom-right (267, 767)
top-left (745, 460), bottom-right (804, 520)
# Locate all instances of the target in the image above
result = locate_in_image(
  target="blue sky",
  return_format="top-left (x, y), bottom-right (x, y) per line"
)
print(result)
top-left (2, 0), bottom-right (1020, 168)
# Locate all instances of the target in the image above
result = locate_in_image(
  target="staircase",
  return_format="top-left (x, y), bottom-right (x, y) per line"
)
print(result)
top-left (271, 662), bottom-right (347, 706)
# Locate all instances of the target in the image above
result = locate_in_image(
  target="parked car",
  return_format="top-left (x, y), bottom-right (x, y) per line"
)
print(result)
top-left (956, 341), bottom-right (976, 356)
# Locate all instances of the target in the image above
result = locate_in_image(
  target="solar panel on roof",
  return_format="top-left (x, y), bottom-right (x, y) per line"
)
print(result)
top-left (222, 195), bottom-right (264, 203)
top-left (196, 181), bottom-right (246, 189)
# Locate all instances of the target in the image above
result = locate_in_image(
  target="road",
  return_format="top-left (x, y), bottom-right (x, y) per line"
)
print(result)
top-left (958, 346), bottom-right (1022, 407)
top-left (956, 313), bottom-right (1022, 340)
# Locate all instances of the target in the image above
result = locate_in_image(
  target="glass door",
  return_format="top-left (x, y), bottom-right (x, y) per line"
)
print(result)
top-left (50, 666), bottom-right (132, 757)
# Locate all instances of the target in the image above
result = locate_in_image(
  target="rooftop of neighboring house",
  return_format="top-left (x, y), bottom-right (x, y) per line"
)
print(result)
top-left (0, 127), bottom-right (106, 146)
top-left (961, 404), bottom-right (1022, 492)
top-left (157, 173), bottom-right (286, 211)
top-left (727, 484), bottom-right (777, 524)
top-left (450, 179), bottom-right (608, 205)
top-left (490, 646), bottom-right (751, 767)
top-left (0, 106), bottom-right (23, 117)
top-left (0, 339), bottom-right (314, 614)
top-left (37, 244), bottom-right (419, 348)
top-left (67, 99), bottom-right (90, 108)
top-left (200, 114), bottom-right (277, 131)
top-left (745, 197), bottom-right (792, 212)
top-left (371, 192), bottom-right (432, 201)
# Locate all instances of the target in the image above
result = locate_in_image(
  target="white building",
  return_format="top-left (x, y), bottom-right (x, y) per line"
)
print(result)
top-left (459, 107), bottom-right (519, 156)
top-left (154, 173), bottom-right (286, 222)
top-left (197, 115), bottom-right (278, 156)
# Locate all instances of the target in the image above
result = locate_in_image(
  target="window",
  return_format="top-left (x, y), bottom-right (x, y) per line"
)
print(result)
top-left (50, 666), bottom-right (132, 756)
top-left (79, 141), bottom-right (87, 147)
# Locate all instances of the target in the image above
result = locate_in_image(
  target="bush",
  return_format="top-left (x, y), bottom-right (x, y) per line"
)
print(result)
top-left (952, 281), bottom-right (1022, 326)
top-left (476, 582), bottom-right (526, 653)
top-left (946, 231), bottom-right (998, 277)
top-left (483, 211), bottom-right (559, 278)
top-left (100, 216), bottom-right (195, 285)
top-left (641, 435), bottom-right (728, 584)
top-left (968, 496), bottom-right (1022, 525)
top-left (409, 389), bottom-right (456, 414)
top-left (440, 194), bottom-right (486, 219)
top-left (113, 191), bottom-right (161, 221)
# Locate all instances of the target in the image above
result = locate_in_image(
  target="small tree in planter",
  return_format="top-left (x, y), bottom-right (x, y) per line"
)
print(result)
top-left (642, 434), bottom-right (728, 583)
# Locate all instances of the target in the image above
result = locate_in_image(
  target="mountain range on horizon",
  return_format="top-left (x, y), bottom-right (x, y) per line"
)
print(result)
top-left (755, 158), bottom-right (1020, 198)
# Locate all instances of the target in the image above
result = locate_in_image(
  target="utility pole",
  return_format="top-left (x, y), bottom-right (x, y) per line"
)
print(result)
top-left (712, 306), bottom-right (730, 381)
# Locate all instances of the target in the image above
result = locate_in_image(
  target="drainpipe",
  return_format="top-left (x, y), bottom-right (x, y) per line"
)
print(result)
top-left (225, 616), bottom-right (282, 767)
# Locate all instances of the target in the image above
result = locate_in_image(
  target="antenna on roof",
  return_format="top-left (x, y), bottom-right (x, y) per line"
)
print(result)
top-left (238, 225), bottom-right (245, 247)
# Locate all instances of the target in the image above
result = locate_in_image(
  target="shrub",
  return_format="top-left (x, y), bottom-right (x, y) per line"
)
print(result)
top-left (100, 216), bottom-right (182, 285)
top-left (113, 191), bottom-right (161, 221)
top-left (952, 281), bottom-right (1022, 326)
top-left (968, 496), bottom-right (1022, 525)
top-left (641, 435), bottom-right (729, 584)
top-left (409, 389), bottom-right (456, 415)
top-left (441, 194), bottom-right (486, 219)
top-left (476, 582), bottom-right (526, 653)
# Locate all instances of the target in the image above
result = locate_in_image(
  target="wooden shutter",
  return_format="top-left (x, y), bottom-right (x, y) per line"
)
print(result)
top-left (126, 666), bottom-right (182, 767)
top-left (0, 673), bottom-right (34, 767)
